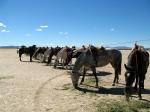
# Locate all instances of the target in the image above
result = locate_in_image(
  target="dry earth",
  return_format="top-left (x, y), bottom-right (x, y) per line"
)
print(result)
top-left (0, 49), bottom-right (150, 112)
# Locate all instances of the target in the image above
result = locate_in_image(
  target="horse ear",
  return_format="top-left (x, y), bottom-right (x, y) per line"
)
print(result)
top-left (124, 64), bottom-right (128, 70)
top-left (124, 64), bottom-right (135, 71)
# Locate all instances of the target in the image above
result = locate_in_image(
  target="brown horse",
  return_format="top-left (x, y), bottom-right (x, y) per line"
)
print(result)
top-left (72, 45), bottom-right (87, 58)
top-left (124, 44), bottom-right (149, 100)
top-left (33, 47), bottom-right (48, 61)
top-left (71, 45), bottom-right (122, 88)
top-left (43, 46), bottom-right (62, 64)
top-left (54, 46), bottom-right (75, 69)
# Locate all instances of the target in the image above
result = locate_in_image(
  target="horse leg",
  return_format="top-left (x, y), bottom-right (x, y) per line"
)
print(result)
top-left (141, 74), bottom-right (145, 89)
top-left (141, 80), bottom-right (144, 89)
top-left (30, 54), bottom-right (32, 62)
top-left (134, 75), bottom-right (138, 90)
top-left (47, 54), bottom-right (53, 65)
top-left (54, 59), bottom-right (58, 68)
top-left (91, 66), bottom-right (98, 88)
top-left (138, 76), bottom-right (142, 100)
top-left (80, 67), bottom-right (86, 85)
top-left (42, 55), bottom-right (46, 63)
top-left (19, 53), bottom-right (22, 61)
top-left (112, 70), bottom-right (118, 86)
top-left (116, 70), bottom-right (119, 83)
top-left (62, 59), bottom-right (65, 68)
top-left (110, 62), bottom-right (118, 86)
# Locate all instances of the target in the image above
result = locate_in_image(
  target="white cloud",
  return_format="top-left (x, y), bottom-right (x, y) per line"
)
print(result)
top-left (59, 31), bottom-right (69, 38)
top-left (40, 25), bottom-right (48, 28)
top-left (0, 22), bottom-right (6, 28)
top-left (110, 28), bottom-right (114, 31)
top-left (64, 32), bottom-right (68, 36)
top-left (1, 29), bottom-right (10, 33)
top-left (26, 33), bottom-right (31, 37)
top-left (35, 28), bottom-right (42, 32)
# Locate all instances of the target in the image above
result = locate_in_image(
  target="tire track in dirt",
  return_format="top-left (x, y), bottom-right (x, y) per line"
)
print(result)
top-left (33, 71), bottom-right (67, 112)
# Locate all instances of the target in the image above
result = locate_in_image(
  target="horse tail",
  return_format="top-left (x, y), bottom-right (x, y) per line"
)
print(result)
top-left (17, 49), bottom-right (19, 54)
top-left (118, 54), bottom-right (122, 75)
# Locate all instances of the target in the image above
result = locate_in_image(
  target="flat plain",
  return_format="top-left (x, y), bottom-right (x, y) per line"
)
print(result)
top-left (0, 49), bottom-right (150, 112)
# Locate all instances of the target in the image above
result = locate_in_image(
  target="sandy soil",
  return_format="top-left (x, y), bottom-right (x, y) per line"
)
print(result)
top-left (0, 49), bottom-right (150, 112)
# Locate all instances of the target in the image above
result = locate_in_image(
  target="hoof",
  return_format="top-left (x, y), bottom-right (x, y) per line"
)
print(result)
top-left (112, 83), bottom-right (115, 86)
top-left (96, 84), bottom-right (99, 88)
top-left (141, 86), bottom-right (144, 89)
top-left (80, 82), bottom-right (83, 85)
top-left (134, 87), bottom-right (138, 91)
top-left (74, 84), bottom-right (78, 89)
top-left (126, 97), bottom-right (130, 101)
top-left (139, 96), bottom-right (142, 100)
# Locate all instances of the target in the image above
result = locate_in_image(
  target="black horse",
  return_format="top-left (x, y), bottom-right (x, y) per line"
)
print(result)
top-left (18, 45), bottom-right (37, 62)
top-left (124, 44), bottom-right (149, 100)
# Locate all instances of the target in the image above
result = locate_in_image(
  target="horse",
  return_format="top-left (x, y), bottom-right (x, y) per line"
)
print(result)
top-left (18, 45), bottom-right (37, 62)
top-left (72, 45), bottom-right (87, 58)
top-left (33, 47), bottom-right (48, 61)
top-left (54, 46), bottom-right (76, 69)
top-left (71, 45), bottom-right (122, 89)
top-left (43, 46), bottom-right (62, 64)
top-left (124, 44), bottom-right (149, 100)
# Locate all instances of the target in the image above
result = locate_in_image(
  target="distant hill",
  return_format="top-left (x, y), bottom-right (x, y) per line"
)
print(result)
top-left (0, 46), bottom-right (19, 49)
top-left (111, 46), bottom-right (132, 50)
top-left (106, 46), bottom-right (131, 50)
top-left (107, 46), bottom-right (150, 50)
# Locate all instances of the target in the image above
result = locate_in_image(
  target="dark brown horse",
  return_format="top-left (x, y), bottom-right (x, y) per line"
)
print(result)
top-left (18, 45), bottom-right (37, 62)
top-left (124, 44), bottom-right (149, 100)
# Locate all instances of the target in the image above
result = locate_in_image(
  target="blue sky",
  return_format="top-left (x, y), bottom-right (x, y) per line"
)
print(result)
top-left (0, 0), bottom-right (150, 47)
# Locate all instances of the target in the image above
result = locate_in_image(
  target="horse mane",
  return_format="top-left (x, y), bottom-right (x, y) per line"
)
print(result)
top-left (20, 45), bottom-right (26, 48)
top-left (129, 44), bottom-right (147, 59)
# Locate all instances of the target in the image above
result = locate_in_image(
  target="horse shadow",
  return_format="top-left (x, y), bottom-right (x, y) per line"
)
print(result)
top-left (0, 76), bottom-right (14, 80)
top-left (21, 60), bottom-right (36, 63)
top-left (21, 60), bottom-right (42, 63)
top-left (87, 71), bottom-right (112, 76)
top-left (76, 85), bottom-right (150, 96)
top-left (67, 71), bottom-right (112, 77)
top-left (21, 60), bottom-right (31, 62)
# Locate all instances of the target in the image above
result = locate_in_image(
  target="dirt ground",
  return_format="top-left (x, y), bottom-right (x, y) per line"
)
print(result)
top-left (0, 49), bottom-right (150, 112)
